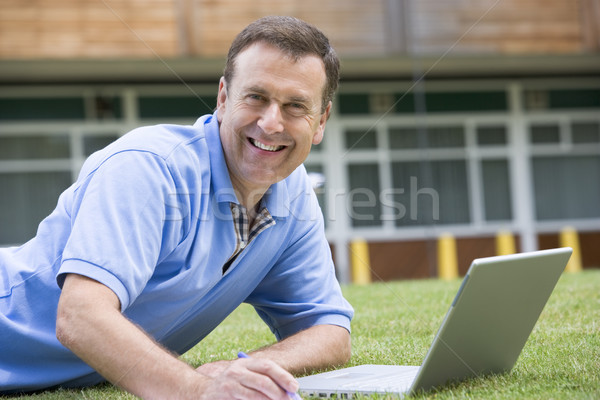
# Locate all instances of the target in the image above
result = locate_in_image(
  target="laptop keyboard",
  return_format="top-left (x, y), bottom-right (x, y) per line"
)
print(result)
top-left (339, 369), bottom-right (417, 391)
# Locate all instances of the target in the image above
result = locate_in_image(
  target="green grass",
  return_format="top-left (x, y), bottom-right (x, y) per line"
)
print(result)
top-left (7, 271), bottom-right (599, 399)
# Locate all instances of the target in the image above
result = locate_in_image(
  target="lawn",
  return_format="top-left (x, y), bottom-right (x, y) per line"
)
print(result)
top-left (7, 270), bottom-right (599, 399)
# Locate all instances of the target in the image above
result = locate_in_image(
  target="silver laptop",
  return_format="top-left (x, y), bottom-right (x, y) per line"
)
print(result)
top-left (298, 247), bottom-right (572, 398)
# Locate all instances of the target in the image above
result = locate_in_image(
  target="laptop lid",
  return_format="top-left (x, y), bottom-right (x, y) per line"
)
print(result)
top-left (298, 248), bottom-right (572, 397)
top-left (410, 247), bottom-right (572, 393)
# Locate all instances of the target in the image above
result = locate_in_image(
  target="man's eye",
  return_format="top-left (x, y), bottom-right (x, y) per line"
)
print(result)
top-left (286, 103), bottom-right (308, 115)
top-left (247, 94), bottom-right (264, 102)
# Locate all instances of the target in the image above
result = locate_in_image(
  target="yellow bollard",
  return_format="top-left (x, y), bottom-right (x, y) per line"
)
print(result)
top-left (350, 239), bottom-right (372, 284)
top-left (559, 227), bottom-right (583, 273)
top-left (437, 233), bottom-right (458, 280)
top-left (496, 230), bottom-right (516, 256)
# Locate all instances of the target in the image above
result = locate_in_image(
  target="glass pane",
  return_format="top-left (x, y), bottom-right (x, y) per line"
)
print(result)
top-left (347, 163), bottom-right (381, 227)
top-left (0, 135), bottom-right (70, 160)
top-left (481, 160), bottom-right (512, 221)
top-left (345, 129), bottom-right (377, 150)
top-left (389, 126), bottom-right (464, 149)
top-left (548, 89), bottom-right (600, 109)
top-left (391, 160), bottom-right (470, 226)
top-left (0, 98), bottom-right (85, 120)
top-left (572, 122), bottom-right (600, 144)
top-left (393, 92), bottom-right (416, 114)
top-left (139, 96), bottom-right (216, 118)
top-left (83, 135), bottom-right (120, 156)
top-left (94, 96), bottom-right (122, 120)
top-left (532, 156), bottom-right (600, 220)
top-left (530, 124), bottom-right (560, 144)
top-left (424, 91), bottom-right (507, 112)
top-left (0, 172), bottom-right (72, 244)
top-left (389, 127), bottom-right (419, 149)
top-left (477, 126), bottom-right (507, 146)
top-left (427, 126), bottom-right (465, 148)
top-left (338, 94), bottom-right (370, 114)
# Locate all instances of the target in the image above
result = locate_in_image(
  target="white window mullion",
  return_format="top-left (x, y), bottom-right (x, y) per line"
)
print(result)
top-left (508, 82), bottom-right (538, 252)
top-left (377, 120), bottom-right (396, 231)
top-left (465, 119), bottom-right (484, 228)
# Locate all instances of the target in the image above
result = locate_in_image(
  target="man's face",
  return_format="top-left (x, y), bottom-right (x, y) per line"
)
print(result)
top-left (216, 41), bottom-right (331, 202)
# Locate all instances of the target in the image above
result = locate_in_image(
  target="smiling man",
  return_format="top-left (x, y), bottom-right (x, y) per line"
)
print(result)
top-left (217, 40), bottom-right (330, 211)
top-left (0, 16), bottom-right (353, 399)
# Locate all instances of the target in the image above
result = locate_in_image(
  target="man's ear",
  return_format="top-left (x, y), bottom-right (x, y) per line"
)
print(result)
top-left (313, 101), bottom-right (332, 145)
top-left (216, 77), bottom-right (227, 122)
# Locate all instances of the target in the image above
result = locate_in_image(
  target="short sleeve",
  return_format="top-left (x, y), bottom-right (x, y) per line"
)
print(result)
top-left (57, 150), bottom-right (183, 311)
top-left (245, 182), bottom-right (354, 340)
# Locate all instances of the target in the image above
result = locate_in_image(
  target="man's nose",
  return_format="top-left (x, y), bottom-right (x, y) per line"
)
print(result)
top-left (257, 102), bottom-right (284, 134)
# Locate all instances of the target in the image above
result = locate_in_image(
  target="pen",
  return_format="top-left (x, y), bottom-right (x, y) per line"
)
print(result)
top-left (237, 351), bottom-right (302, 400)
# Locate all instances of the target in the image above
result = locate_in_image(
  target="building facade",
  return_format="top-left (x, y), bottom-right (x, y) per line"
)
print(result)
top-left (1, 0), bottom-right (599, 282)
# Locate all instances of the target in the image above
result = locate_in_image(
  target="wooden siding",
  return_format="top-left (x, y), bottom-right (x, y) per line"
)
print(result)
top-left (0, 0), bottom-right (180, 58)
top-left (0, 0), bottom-right (597, 59)
top-left (408, 0), bottom-right (593, 54)
top-left (184, 0), bottom-right (388, 56)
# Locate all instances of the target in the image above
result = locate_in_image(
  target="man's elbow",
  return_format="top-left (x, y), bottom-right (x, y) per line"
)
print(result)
top-left (55, 297), bottom-right (80, 351)
top-left (325, 325), bottom-right (351, 366)
top-left (339, 329), bottom-right (352, 365)
top-left (55, 274), bottom-right (121, 351)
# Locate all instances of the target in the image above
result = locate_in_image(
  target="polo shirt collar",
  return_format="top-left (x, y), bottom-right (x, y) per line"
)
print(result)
top-left (200, 112), bottom-right (290, 218)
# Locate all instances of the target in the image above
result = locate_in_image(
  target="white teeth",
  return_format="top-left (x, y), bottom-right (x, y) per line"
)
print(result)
top-left (250, 138), bottom-right (283, 152)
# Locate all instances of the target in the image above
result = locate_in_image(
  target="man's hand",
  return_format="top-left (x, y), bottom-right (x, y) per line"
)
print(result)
top-left (198, 358), bottom-right (299, 400)
top-left (195, 359), bottom-right (233, 378)
top-left (196, 324), bottom-right (351, 399)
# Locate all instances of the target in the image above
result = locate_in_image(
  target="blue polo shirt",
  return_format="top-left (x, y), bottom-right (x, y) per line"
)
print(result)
top-left (0, 113), bottom-right (353, 393)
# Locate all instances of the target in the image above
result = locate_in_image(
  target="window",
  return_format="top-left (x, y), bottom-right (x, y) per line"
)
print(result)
top-left (477, 126), bottom-right (507, 146)
top-left (481, 159), bottom-right (512, 221)
top-left (345, 129), bottom-right (377, 150)
top-left (524, 89), bottom-right (600, 110)
top-left (339, 90), bottom-right (507, 115)
top-left (572, 122), bottom-right (600, 144)
top-left (0, 98), bottom-right (86, 121)
top-left (532, 156), bottom-right (600, 220)
top-left (391, 160), bottom-right (469, 226)
top-left (347, 163), bottom-right (381, 227)
top-left (138, 95), bottom-right (216, 119)
top-left (0, 135), bottom-right (70, 159)
top-left (530, 124), bottom-right (560, 144)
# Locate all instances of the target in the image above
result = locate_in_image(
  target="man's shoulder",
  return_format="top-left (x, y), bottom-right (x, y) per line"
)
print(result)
top-left (118, 121), bottom-right (208, 159)
top-left (77, 115), bottom-right (216, 184)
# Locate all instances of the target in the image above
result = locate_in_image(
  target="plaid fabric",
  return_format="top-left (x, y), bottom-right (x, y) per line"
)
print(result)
top-left (222, 202), bottom-right (276, 273)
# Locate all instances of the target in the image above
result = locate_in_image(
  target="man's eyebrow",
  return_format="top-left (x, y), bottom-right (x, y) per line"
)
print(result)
top-left (245, 86), bottom-right (268, 95)
top-left (244, 86), bottom-right (314, 106)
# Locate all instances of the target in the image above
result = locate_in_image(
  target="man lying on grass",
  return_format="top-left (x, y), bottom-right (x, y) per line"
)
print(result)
top-left (0, 16), bottom-right (353, 399)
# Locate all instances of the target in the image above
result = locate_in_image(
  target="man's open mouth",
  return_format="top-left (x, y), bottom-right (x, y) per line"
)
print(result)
top-left (250, 138), bottom-right (285, 152)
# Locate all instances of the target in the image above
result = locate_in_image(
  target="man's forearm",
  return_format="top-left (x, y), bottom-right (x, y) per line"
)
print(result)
top-left (248, 324), bottom-right (351, 375)
top-left (56, 274), bottom-right (207, 399)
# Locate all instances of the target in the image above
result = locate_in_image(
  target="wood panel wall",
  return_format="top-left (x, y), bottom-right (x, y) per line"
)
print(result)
top-left (410, 0), bottom-right (592, 54)
top-left (0, 0), bottom-right (598, 58)
top-left (184, 0), bottom-right (388, 56)
top-left (0, 0), bottom-right (180, 58)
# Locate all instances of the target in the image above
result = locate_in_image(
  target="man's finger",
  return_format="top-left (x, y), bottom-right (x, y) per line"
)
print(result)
top-left (234, 358), bottom-right (298, 399)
